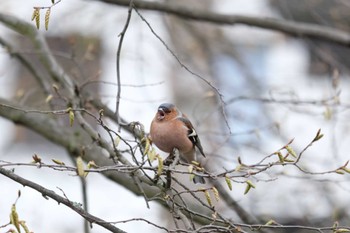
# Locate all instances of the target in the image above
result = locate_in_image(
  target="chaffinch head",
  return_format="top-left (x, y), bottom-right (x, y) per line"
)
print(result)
top-left (150, 103), bottom-right (206, 184)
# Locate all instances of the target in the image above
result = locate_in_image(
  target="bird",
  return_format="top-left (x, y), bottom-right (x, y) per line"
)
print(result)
top-left (150, 103), bottom-right (206, 184)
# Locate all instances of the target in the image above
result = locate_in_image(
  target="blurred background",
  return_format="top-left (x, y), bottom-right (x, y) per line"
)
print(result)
top-left (0, 0), bottom-right (349, 232)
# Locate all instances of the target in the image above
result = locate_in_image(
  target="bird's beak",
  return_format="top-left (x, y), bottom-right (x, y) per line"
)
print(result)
top-left (157, 108), bottom-right (165, 120)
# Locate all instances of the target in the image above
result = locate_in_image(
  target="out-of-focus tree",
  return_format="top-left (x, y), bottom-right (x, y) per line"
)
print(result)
top-left (270, 0), bottom-right (350, 75)
top-left (1, 0), bottom-right (350, 232)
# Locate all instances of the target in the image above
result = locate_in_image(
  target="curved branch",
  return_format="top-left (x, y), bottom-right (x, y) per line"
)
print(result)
top-left (0, 167), bottom-right (126, 233)
top-left (115, 0), bottom-right (134, 125)
top-left (96, 0), bottom-right (350, 46)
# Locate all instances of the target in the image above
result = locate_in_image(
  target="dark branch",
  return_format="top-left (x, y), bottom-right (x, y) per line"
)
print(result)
top-left (95, 0), bottom-right (350, 46)
top-left (115, 0), bottom-right (134, 126)
top-left (0, 167), bottom-right (126, 233)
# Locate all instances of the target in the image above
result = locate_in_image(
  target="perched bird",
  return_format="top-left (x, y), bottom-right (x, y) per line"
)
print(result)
top-left (150, 103), bottom-right (206, 184)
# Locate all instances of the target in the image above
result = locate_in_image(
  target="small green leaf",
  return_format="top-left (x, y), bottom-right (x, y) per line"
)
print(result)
top-left (76, 156), bottom-right (85, 178)
top-left (204, 190), bottom-right (212, 207)
top-left (114, 136), bottom-right (120, 147)
top-left (98, 109), bottom-right (104, 116)
top-left (20, 221), bottom-right (31, 233)
top-left (212, 187), bottom-right (220, 202)
top-left (334, 229), bottom-right (350, 233)
top-left (335, 169), bottom-right (345, 175)
top-left (313, 129), bottom-right (324, 142)
top-left (265, 219), bottom-right (276, 226)
top-left (244, 180), bottom-right (256, 195)
top-left (45, 94), bottom-right (53, 103)
top-left (246, 180), bottom-right (256, 188)
top-left (45, 8), bottom-right (51, 30)
top-left (341, 161), bottom-right (350, 173)
top-left (147, 147), bottom-right (157, 162)
top-left (188, 164), bottom-right (193, 173)
top-left (31, 8), bottom-right (41, 29)
top-left (31, 9), bottom-right (37, 21)
top-left (244, 184), bottom-right (251, 195)
top-left (341, 167), bottom-right (350, 174)
top-left (69, 109), bottom-right (74, 127)
top-left (276, 152), bottom-right (284, 163)
top-left (52, 159), bottom-right (65, 165)
top-left (225, 175), bottom-right (232, 191)
top-left (142, 137), bottom-right (150, 155)
top-left (35, 9), bottom-right (40, 29)
top-left (283, 152), bottom-right (295, 162)
top-left (157, 156), bottom-right (163, 176)
top-left (191, 160), bottom-right (200, 166)
top-left (52, 83), bottom-right (59, 92)
top-left (285, 146), bottom-right (297, 158)
top-left (235, 164), bottom-right (242, 172)
top-left (87, 160), bottom-right (98, 169)
top-left (10, 204), bottom-right (20, 233)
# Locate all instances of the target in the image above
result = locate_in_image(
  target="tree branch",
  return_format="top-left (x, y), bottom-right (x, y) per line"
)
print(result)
top-left (95, 0), bottom-right (350, 47)
top-left (0, 167), bottom-right (126, 233)
top-left (0, 98), bottom-right (160, 196)
top-left (115, 0), bottom-right (134, 126)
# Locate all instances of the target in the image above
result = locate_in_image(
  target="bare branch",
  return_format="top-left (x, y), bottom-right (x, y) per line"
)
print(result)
top-left (0, 167), bottom-right (126, 233)
top-left (96, 0), bottom-right (350, 47)
top-left (115, 0), bottom-right (134, 126)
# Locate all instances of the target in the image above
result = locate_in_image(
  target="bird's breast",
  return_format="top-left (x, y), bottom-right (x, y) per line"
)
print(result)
top-left (150, 120), bottom-right (193, 154)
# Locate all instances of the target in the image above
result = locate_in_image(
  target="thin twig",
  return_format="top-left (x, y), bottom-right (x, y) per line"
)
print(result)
top-left (115, 0), bottom-right (134, 127)
top-left (133, 7), bottom-right (231, 133)
top-left (33, 0), bottom-right (62, 9)
top-left (110, 218), bottom-right (170, 232)
top-left (132, 175), bottom-right (150, 209)
top-left (226, 94), bottom-right (341, 107)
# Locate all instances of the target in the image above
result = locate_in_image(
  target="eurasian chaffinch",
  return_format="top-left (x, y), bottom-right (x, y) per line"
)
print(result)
top-left (150, 103), bottom-right (206, 184)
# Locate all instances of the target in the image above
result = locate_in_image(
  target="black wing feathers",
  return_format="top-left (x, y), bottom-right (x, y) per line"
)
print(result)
top-left (178, 117), bottom-right (206, 157)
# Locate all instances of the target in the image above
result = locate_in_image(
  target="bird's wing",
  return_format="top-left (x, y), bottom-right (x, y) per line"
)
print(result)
top-left (177, 116), bottom-right (206, 157)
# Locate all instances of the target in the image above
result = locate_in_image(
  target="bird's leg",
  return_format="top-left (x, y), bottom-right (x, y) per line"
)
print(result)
top-left (164, 150), bottom-right (175, 189)
top-left (163, 150), bottom-right (175, 166)
top-left (165, 149), bottom-right (182, 188)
